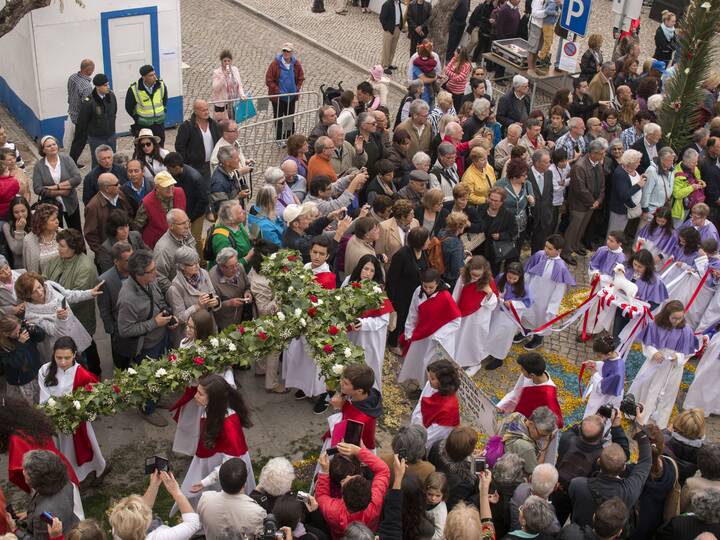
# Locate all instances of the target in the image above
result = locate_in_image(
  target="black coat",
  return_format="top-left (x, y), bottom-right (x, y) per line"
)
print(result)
top-left (174, 114), bottom-right (221, 171)
top-left (662, 429), bottom-right (700, 484)
top-left (380, 0), bottom-right (403, 32)
top-left (580, 49), bottom-right (602, 81)
top-left (528, 167), bottom-right (554, 230)
top-left (608, 165), bottom-right (642, 214)
top-left (75, 89), bottom-right (117, 140)
top-left (82, 163), bottom-right (129, 205)
top-left (414, 204), bottom-right (444, 237)
top-left (700, 155), bottom-right (720, 223)
top-left (631, 136), bottom-right (656, 174)
top-left (567, 94), bottom-right (595, 122)
top-left (406, 1), bottom-right (431, 38)
top-left (173, 164), bottom-right (209, 221)
top-left (282, 216), bottom-right (333, 263)
top-left (655, 515), bottom-right (720, 540)
top-left (496, 91), bottom-right (530, 130)
top-left (386, 245), bottom-right (428, 320)
top-left (654, 26), bottom-right (677, 64)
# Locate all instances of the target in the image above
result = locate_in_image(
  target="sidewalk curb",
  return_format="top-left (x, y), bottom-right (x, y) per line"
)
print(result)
top-left (230, 0), bottom-right (407, 97)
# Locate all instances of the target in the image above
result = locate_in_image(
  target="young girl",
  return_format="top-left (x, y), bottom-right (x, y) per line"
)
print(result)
top-left (582, 335), bottom-right (624, 419)
top-left (550, 149), bottom-right (570, 233)
top-left (399, 268), bottom-right (462, 385)
top-left (668, 227), bottom-right (702, 268)
top-left (179, 374), bottom-right (255, 504)
top-left (484, 263), bottom-right (533, 370)
top-left (637, 207), bottom-right (676, 262)
top-left (589, 231), bottom-right (626, 279)
top-left (343, 254), bottom-right (393, 389)
top-left (425, 471), bottom-right (449, 540)
top-left (411, 359), bottom-right (461, 449)
top-left (452, 256), bottom-right (498, 375)
top-left (628, 300), bottom-right (702, 429)
top-left (0, 314), bottom-right (45, 404)
top-left (38, 337), bottom-right (108, 482)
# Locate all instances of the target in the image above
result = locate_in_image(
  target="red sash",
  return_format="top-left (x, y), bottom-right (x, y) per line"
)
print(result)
top-left (8, 434), bottom-right (79, 492)
top-left (515, 384), bottom-right (564, 428)
top-left (71, 366), bottom-right (98, 467)
top-left (420, 391), bottom-right (460, 429)
top-left (323, 401), bottom-right (378, 450)
top-left (458, 283), bottom-right (489, 317)
top-left (196, 413), bottom-right (248, 458)
top-left (400, 290), bottom-right (461, 356)
top-left (170, 386), bottom-right (198, 422)
top-left (315, 272), bottom-right (336, 290)
top-left (362, 298), bottom-right (394, 318)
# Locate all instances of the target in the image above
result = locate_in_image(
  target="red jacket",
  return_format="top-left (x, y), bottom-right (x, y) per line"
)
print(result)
top-left (315, 448), bottom-right (390, 539)
top-left (265, 58), bottom-right (305, 103)
top-left (0, 175), bottom-right (20, 219)
top-left (140, 187), bottom-right (187, 248)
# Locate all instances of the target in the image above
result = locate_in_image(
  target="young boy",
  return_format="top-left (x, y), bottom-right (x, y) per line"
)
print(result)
top-left (589, 231), bottom-right (626, 280)
top-left (497, 352), bottom-right (563, 427)
top-left (284, 236), bottom-right (337, 413)
top-left (326, 364), bottom-right (383, 451)
top-left (522, 234), bottom-right (576, 350)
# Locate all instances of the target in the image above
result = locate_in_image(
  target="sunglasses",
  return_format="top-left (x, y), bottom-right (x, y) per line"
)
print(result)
top-left (141, 141), bottom-right (154, 148)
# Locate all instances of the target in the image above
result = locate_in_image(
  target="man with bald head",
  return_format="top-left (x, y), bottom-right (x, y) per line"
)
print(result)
top-left (280, 159), bottom-right (307, 201)
top-left (66, 58), bottom-right (95, 166)
top-left (328, 123), bottom-right (367, 176)
top-left (495, 123), bottom-right (523, 174)
top-left (153, 208), bottom-right (196, 294)
top-left (175, 98), bottom-right (221, 181)
top-left (84, 171), bottom-right (133, 255)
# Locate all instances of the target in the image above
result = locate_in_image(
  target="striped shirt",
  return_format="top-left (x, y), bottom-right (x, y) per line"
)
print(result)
top-left (620, 126), bottom-right (641, 150)
top-left (429, 105), bottom-right (456, 137)
top-left (67, 72), bottom-right (93, 123)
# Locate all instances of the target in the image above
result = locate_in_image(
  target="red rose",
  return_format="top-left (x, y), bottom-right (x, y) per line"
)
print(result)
top-left (237, 325), bottom-right (246, 335)
top-left (346, 324), bottom-right (355, 332)
top-left (258, 331), bottom-right (268, 341)
top-left (308, 307), bottom-right (318, 318)
top-left (168, 354), bottom-right (177, 362)
top-left (323, 344), bottom-right (334, 353)
top-left (282, 266), bottom-right (290, 273)
top-left (328, 325), bottom-right (339, 336)
top-left (309, 294), bottom-right (318, 303)
top-left (351, 282), bottom-right (361, 288)
top-left (288, 255), bottom-right (298, 261)
top-left (84, 384), bottom-right (93, 392)
top-left (193, 357), bottom-right (205, 365)
top-left (112, 384), bottom-right (121, 394)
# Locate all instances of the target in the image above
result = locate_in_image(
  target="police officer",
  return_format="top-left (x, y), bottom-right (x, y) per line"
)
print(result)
top-left (73, 73), bottom-right (117, 169)
top-left (125, 64), bottom-right (168, 146)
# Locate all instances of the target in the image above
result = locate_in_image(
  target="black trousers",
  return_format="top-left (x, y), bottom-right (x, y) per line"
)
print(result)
top-left (271, 99), bottom-right (297, 141)
top-left (83, 340), bottom-right (101, 377)
top-left (63, 208), bottom-right (82, 233)
top-left (531, 224), bottom-right (553, 253)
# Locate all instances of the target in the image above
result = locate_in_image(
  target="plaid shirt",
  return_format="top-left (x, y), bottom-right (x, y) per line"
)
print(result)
top-left (621, 126), bottom-right (641, 150)
top-left (555, 131), bottom-right (586, 159)
top-left (66, 72), bottom-right (93, 123)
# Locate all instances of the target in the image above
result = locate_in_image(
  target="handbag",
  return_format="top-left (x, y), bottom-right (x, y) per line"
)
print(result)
top-left (234, 93), bottom-right (257, 124)
top-left (663, 456), bottom-right (681, 522)
top-left (491, 239), bottom-right (518, 261)
top-left (626, 204), bottom-right (642, 219)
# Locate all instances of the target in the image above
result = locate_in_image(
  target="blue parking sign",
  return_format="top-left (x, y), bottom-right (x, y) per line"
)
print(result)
top-left (560, 0), bottom-right (591, 36)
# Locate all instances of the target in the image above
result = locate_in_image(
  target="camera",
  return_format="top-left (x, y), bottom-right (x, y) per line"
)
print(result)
top-left (296, 490), bottom-right (310, 503)
top-left (597, 404), bottom-right (614, 419)
top-left (19, 319), bottom-right (30, 333)
top-left (619, 393), bottom-right (642, 417)
top-left (144, 455), bottom-right (171, 475)
top-left (261, 514), bottom-right (283, 540)
top-left (161, 309), bottom-right (178, 326)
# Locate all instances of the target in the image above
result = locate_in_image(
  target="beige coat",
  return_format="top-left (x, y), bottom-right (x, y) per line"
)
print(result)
top-left (376, 217), bottom-right (419, 271)
top-left (397, 118), bottom-right (432, 158)
top-left (208, 265), bottom-right (251, 331)
top-left (344, 234), bottom-right (378, 278)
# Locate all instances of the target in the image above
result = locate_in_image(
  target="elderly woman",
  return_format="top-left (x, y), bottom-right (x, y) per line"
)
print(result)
top-left (95, 209), bottom-right (149, 273)
top-left (31, 136), bottom-right (82, 231)
top-left (672, 148), bottom-right (706, 227)
top-left (247, 185), bottom-right (285, 247)
top-left (3, 196), bottom-right (31, 269)
top-left (282, 134), bottom-right (309, 179)
top-left (412, 151), bottom-right (432, 175)
top-left (428, 425), bottom-right (479, 510)
top-left (22, 203), bottom-right (61, 274)
top-left (607, 148), bottom-right (646, 234)
top-left (491, 453), bottom-right (528, 537)
top-left (210, 49), bottom-right (246, 121)
top-left (263, 166), bottom-right (299, 220)
top-left (478, 187), bottom-right (519, 274)
top-left (132, 128), bottom-right (169, 184)
top-left (45, 229), bottom-right (101, 377)
top-left (415, 188), bottom-right (445, 238)
top-left (208, 246), bottom-right (252, 331)
top-left (250, 457), bottom-right (296, 513)
top-left (109, 472), bottom-right (200, 540)
top-left (580, 34), bottom-right (604, 81)
top-left (504, 495), bottom-right (558, 540)
top-left (395, 79), bottom-right (425, 128)
top-left (496, 158), bottom-right (534, 253)
top-left (437, 211), bottom-right (471, 289)
top-left (209, 200), bottom-right (253, 270)
top-left (344, 216), bottom-right (382, 278)
top-left (167, 246), bottom-right (221, 345)
top-left (381, 424), bottom-right (435, 483)
top-left (462, 146), bottom-right (496, 206)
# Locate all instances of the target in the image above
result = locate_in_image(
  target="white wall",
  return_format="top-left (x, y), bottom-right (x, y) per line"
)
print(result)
top-left (0, 12), bottom-right (41, 119)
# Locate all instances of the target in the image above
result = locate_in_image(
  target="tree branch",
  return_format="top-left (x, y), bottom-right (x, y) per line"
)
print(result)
top-left (0, 0), bottom-right (52, 39)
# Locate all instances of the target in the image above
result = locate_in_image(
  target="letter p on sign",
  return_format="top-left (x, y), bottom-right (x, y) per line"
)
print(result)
top-left (560, 0), bottom-right (591, 36)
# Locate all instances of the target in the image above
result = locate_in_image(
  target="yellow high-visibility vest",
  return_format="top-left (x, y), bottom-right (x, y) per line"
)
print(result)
top-left (130, 80), bottom-right (166, 126)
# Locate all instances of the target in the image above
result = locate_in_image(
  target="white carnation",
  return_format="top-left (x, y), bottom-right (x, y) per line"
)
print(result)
top-left (288, 286), bottom-right (294, 292)
top-left (269, 253), bottom-right (277, 260)
top-left (197, 346), bottom-right (207, 354)
top-left (300, 318), bottom-right (307, 327)
top-left (228, 343), bottom-right (237, 352)
top-left (373, 286), bottom-right (382, 294)
top-left (294, 308), bottom-right (302, 317)
top-left (73, 400), bottom-right (81, 410)
top-left (344, 347), bottom-right (353, 358)
top-left (277, 312), bottom-right (286, 321)
top-left (155, 368), bottom-right (167, 377)
top-left (335, 295), bottom-right (341, 301)
top-left (316, 299), bottom-right (324, 305)
top-left (47, 398), bottom-right (57, 407)
top-left (127, 367), bottom-right (137, 375)
top-left (210, 337), bottom-right (220, 347)
top-left (332, 364), bottom-right (344, 375)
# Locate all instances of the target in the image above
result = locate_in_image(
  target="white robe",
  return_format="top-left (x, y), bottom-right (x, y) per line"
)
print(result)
top-left (451, 280), bottom-right (498, 369)
top-left (38, 363), bottom-right (106, 482)
top-left (398, 287), bottom-right (461, 384)
top-left (496, 374), bottom-right (557, 414)
top-left (410, 382), bottom-right (455, 449)
top-left (485, 298), bottom-right (528, 360)
top-left (684, 332), bottom-right (720, 415)
top-left (582, 360), bottom-right (624, 419)
top-left (695, 280), bottom-right (720, 333)
top-left (522, 260), bottom-right (568, 336)
top-left (348, 313), bottom-right (390, 391)
top-left (662, 264), bottom-right (714, 328)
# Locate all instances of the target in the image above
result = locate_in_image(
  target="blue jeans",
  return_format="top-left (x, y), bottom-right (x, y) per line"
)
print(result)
top-left (133, 333), bottom-right (169, 415)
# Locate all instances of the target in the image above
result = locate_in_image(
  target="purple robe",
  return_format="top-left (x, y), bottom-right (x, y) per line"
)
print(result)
top-left (599, 356), bottom-right (625, 396)
top-left (624, 267), bottom-right (669, 304)
top-left (667, 244), bottom-right (700, 266)
top-left (638, 224), bottom-right (675, 254)
top-left (679, 219), bottom-right (720, 245)
top-left (497, 274), bottom-right (533, 307)
top-left (639, 321), bottom-right (699, 355)
top-left (524, 251), bottom-right (576, 286)
top-left (589, 247), bottom-right (626, 276)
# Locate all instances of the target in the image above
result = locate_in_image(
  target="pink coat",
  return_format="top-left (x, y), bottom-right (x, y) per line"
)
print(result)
top-left (211, 65), bottom-right (245, 121)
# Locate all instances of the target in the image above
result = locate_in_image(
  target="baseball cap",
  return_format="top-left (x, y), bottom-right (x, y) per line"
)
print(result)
top-left (154, 171), bottom-right (177, 188)
top-left (281, 43), bottom-right (294, 52)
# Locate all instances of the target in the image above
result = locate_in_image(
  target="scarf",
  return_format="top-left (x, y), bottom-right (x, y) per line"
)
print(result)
top-left (661, 23), bottom-right (675, 42)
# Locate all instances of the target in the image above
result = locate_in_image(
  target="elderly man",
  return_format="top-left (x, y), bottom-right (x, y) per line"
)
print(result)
top-left (307, 136), bottom-right (339, 183)
top-left (0, 255), bottom-right (25, 316)
top-left (683, 127), bottom-right (711, 160)
top-left (583, 117), bottom-right (603, 146)
top-left (397, 169), bottom-right (429, 205)
top-left (282, 202), bottom-right (349, 262)
top-left (280, 159), bottom-right (307, 202)
top-left (588, 62), bottom-right (617, 114)
top-left (175, 99), bottom-right (221, 181)
top-left (210, 145), bottom-right (250, 211)
top-left (305, 170), bottom-right (368, 216)
top-left (164, 151), bottom-right (209, 250)
top-left (430, 142), bottom-right (460, 201)
top-left (563, 138), bottom-right (608, 265)
top-left (631, 122), bottom-right (662, 174)
top-left (83, 172), bottom-right (133, 254)
top-left (133, 171), bottom-right (187, 248)
top-left (499, 406), bottom-right (559, 476)
top-left (442, 121), bottom-right (485, 176)
top-left (208, 246), bottom-right (253, 331)
top-left (121, 159), bottom-right (154, 218)
top-left (153, 208), bottom-right (197, 295)
top-left (209, 119), bottom-right (254, 175)
top-left (496, 75), bottom-right (530, 129)
top-left (495, 123), bottom-right (523, 174)
top-left (98, 242), bottom-right (134, 370)
top-left (264, 166), bottom-right (299, 219)
top-left (462, 98), bottom-right (492, 142)
top-left (397, 99), bottom-right (432, 159)
top-left (528, 148), bottom-right (555, 252)
top-left (509, 464), bottom-right (561, 533)
top-left (328, 124), bottom-right (367, 176)
top-left (519, 118), bottom-right (550, 164)
top-left (347, 111), bottom-right (385, 179)
top-left (82, 145), bottom-right (128, 204)
top-left (555, 118), bottom-right (586, 164)
top-left (307, 105), bottom-right (338, 158)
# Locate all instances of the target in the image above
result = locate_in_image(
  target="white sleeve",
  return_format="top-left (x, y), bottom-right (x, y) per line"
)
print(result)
top-left (38, 364), bottom-right (52, 404)
top-left (431, 502), bottom-right (448, 540)
top-left (404, 292), bottom-right (421, 340)
top-left (497, 375), bottom-right (524, 412)
top-left (482, 293), bottom-right (499, 311)
top-left (546, 284), bottom-right (566, 318)
top-left (200, 454), bottom-right (233, 488)
top-left (359, 313), bottom-right (390, 332)
top-left (146, 514), bottom-right (201, 540)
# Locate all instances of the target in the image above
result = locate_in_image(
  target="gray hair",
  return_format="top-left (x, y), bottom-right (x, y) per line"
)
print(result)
top-left (166, 208), bottom-right (188, 225)
top-left (601, 61), bottom-right (615, 73)
top-left (128, 249), bottom-right (154, 277)
top-left (644, 122), bottom-right (662, 136)
top-left (531, 148), bottom-right (550, 165)
top-left (412, 151), bottom-right (431, 167)
top-left (567, 117), bottom-right (584, 129)
top-left (445, 122), bottom-right (462, 139)
top-left (264, 166), bottom-right (285, 186)
top-left (521, 495), bottom-right (556, 533)
top-left (472, 97), bottom-right (491, 117)
top-left (217, 145), bottom-right (235, 164)
top-left (609, 138), bottom-right (624, 150)
top-left (342, 522), bottom-right (375, 540)
top-left (255, 184), bottom-right (277, 216)
top-left (407, 79), bottom-right (424, 94)
top-left (22, 450), bottom-right (69, 496)
top-left (357, 112), bottom-right (373, 128)
top-left (437, 141), bottom-right (456, 157)
top-left (658, 146), bottom-right (677, 161)
top-left (512, 74), bottom-right (529, 89)
top-left (647, 94), bottom-right (663, 112)
top-left (113, 153), bottom-right (129, 168)
top-left (111, 241), bottom-right (133, 262)
top-left (493, 452), bottom-right (526, 484)
top-left (694, 127), bottom-right (710, 143)
top-left (507, 123), bottom-right (523, 137)
top-left (257, 457), bottom-right (296, 497)
top-left (391, 425), bottom-right (428, 464)
top-left (530, 406), bottom-right (558, 434)
top-left (619, 149), bottom-right (643, 166)
top-left (692, 489), bottom-right (720, 524)
top-left (315, 135), bottom-right (332, 154)
top-left (217, 200), bottom-right (240, 225)
top-left (215, 247), bottom-right (238, 267)
top-left (175, 245), bottom-right (199, 266)
top-left (683, 147), bottom-right (700, 164)
top-left (0, 255), bottom-right (9, 268)
top-left (409, 99), bottom-right (430, 117)
top-left (327, 124), bottom-right (344, 138)
top-left (531, 464), bottom-right (559, 498)
top-left (94, 144), bottom-right (113, 159)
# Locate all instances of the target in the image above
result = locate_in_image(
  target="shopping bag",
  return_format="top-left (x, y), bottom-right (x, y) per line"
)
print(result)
top-left (234, 94), bottom-right (257, 124)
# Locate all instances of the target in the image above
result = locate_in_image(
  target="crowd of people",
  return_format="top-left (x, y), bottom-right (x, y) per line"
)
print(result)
top-left (1, 0), bottom-right (720, 538)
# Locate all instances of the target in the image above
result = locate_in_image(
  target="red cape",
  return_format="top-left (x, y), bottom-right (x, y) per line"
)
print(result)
top-left (71, 366), bottom-right (98, 466)
top-left (400, 290), bottom-right (461, 356)
top-left (8, 434), bottom-right (79, 492)
top-left (421, 391), bottom-right (460, 429)
top-left (323, 400), bottom-right (378, 450)
top-left (315, 272), bottom-right (336, 290)
top-left (515, 384), bottom-right (564, 428)
top-left (362, 298), bottom-right (394, 318)
top-left (196, 413), bottom-right (248, 458)
top-left (170, 386), bottom-right (198, 422)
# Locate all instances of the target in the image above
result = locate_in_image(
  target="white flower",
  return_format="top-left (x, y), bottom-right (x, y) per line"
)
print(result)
top-left (299, 318), bottom-right (307, 327)
top-left (332, 364), bottom-right (344, 375)
top-left (335, 295), bottom-right (341, 301)
top-left (228, 343), bottom-right (237, 352)
top-left (47, 398), bottom-right (57, 407)
top-left (316, 299), bottom-right (324, 305)
top-left (73, 400), bottom-right (81, 410)
top-left (269, 253), bottom-right (277, 260)
top-left (288, 286), bottom-right (294, 293)
top-left (277, 312), bottom-right (286, 321)
top-left (685, 68), bottom-right (690, 74)
top-left (373, 286), bottom-right (382, 294)
top-left (294, 308), bottom-right (302, 317)
top-left (701, 1), bottom-right (711, 7)
top-left (344, 347), bottom-right (353, 358)
top-left (197, 346), bottom-right (207, 354)
top-left (210, 337), bottom-right (220, 348)
top-left (127, 367), bottom-right (137, 375)
top-left (155, 368), bottom-right (168, 377)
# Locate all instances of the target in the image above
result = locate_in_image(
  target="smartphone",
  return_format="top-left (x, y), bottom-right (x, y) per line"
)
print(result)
top-left (155, 456), bottom-right (170, 472)
top-left (61, 298), bottom-right (67, 309)
top-left (326, 447), bottom-right (339, 456)
top-left (338, 209), bottom-right (347, 219)
top-left (344, 420), bottom-right (364, 447)
top-left (40, 512), bottom-right (54, 525)
top-left (474, 457), bottom-right (487, 475)
top-left (145, 456), bottom-right (158, 475)
top-left (297, 490), bottom-right (310, 503)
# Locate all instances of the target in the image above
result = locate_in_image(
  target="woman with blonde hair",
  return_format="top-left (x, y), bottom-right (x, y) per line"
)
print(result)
top-left (663, 408), bottom-right (705, 484)
top-left (462, 146), bottom-right (496, 206)
top-left (65, 519), bottom-right (107, 540)
top-left (437, 211), bottom-right (471, 289)
top-left (654, 10), bottom-right (678, 64)
top-left (247, 184), bottom-right (284, 246)
top-left (415, 188), bottom-right (445, 237)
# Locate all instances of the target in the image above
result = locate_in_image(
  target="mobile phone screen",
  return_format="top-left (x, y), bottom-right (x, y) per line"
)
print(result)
top-left (344, 420), bottom-right (364, 446)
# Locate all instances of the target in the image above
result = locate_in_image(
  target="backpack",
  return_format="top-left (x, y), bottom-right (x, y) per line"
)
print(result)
top-left (203, 225), bottom-right (237, 262)
top-left (556, 433), bottom-right (600, 489)
top-left (426, 236), bottom-right (449, 275)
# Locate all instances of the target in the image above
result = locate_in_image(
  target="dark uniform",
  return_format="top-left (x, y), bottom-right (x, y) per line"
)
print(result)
top-left (73, 87), bottom-right (118, 168)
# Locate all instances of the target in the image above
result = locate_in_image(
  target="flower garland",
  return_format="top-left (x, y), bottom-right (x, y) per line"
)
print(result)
top-left (42, 250), bottom-right (387, 434)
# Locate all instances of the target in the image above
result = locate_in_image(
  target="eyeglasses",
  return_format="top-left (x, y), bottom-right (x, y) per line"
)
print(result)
top-left (140, 265), bottom-right (157, 275)
top-left (141, 141), bottom-right (154, 148)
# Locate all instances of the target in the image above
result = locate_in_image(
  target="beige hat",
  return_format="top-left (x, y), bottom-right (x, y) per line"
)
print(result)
top-left (134, 128), bottom-right (161, 144)
top-left (155, 171), bottom-right (177, 188)
top-left (284, 204), bottom-right (303, 223)
top-left (281, 42), bottom-right (294, 52)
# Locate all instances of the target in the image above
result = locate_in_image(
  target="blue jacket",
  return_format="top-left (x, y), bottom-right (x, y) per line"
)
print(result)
top-left (608, 166), bottom-right (643, 214)
top-left (438, 230), bottom-right (464, 288)
top-left (247, 208), bottom-right (285, 247)
top-left (276, 54), bottom-right (298, 101)
top-left (0, 325), bottom-right (46, 385)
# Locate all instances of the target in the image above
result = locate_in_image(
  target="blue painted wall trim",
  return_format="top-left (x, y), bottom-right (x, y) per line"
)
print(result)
top-left (0, 75), bottom-right (41, 140)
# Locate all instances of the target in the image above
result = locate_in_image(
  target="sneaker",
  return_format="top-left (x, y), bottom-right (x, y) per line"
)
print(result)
top-left (484, 357), bottom-right (504, 370)
top-left (389, 65), bottom-right (398, 70)
top-left (139, 410), bottom-right (168, 427)
top-left (384, 68), bottom-right (393, 75)
top-left (294, 389), bottom-right (307, 400)
top-left (524, 336), bottom-right (544, 350)
top-left (313, 394), bottom-right (330, 414)
top-left (513, 333), bottom-right (526, 344)
top-left (575, 248), bottom-right (588, 256)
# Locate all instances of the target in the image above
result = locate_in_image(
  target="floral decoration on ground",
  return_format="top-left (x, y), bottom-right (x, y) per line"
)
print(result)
top-left (42, 250), bottom-right (387, 434)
